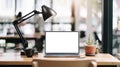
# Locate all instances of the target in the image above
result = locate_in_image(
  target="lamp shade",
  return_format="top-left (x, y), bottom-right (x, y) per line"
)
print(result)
top-left (42, 5), bottom-right (56, 21)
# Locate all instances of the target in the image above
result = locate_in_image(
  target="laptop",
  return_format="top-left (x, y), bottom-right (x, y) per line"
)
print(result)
top-left (44, 31), bottom-right (80, 57)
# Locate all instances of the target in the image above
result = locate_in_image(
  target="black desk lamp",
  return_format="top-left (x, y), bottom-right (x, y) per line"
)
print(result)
top-left (12, 5), bottom-right (56, 56)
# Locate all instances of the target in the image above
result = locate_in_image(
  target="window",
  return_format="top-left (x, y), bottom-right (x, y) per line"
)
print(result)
top-left (75, 0), bottom-right (102, 47)
top-left (16, 0), bottom-right (34, 16)
top-left (0, 0), bottom-right (15, 22)
top-left (52, 0), bottom-right (73, 31)
top-left (113, 0), bottom-right (120, 55)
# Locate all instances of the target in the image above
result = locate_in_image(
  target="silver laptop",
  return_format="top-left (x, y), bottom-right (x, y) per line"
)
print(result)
top-left (44, 31), bottom-right (80, 57)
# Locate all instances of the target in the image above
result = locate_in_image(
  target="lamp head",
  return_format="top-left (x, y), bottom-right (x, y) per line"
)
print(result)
top-left (42, 5), bottom-right (57, 21)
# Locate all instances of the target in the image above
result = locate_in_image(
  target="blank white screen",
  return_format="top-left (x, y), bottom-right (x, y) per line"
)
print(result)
top-left (45, 32), bottom-right (79, 53)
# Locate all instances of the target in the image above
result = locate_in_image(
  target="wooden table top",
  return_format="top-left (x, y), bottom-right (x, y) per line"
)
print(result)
top-left (0, 33), bottom-right (44, 39)
top-left (85, 53), bottom-right (120, 65)
top-left (0, 53), bottom-right (120, 66)
top-left (0, 53), bottom-right (33, 65)
top-left (33, 53), bottom-right (120, 66)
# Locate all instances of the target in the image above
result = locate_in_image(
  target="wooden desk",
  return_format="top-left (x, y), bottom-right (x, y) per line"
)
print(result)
top-left (0, 33), bottom-right (44, 52)
top-left (0, 33), bottom-right (42, 40)
top-left (0, 53), bottom-right (32, 65)
top-left (0, 53), bottom-right (119, 67)
top-left (33, 53), bottom-right (120, 67)
top-left (85, 53), bottom-right (120, 66)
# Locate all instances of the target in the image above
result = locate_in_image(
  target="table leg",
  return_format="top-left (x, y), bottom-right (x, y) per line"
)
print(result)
top-left (98, 65), bottom-right (117, 67)
top-left (0, 65), bottom-right (32, 67)
top-left (4, 43), bottom-right (6, 52)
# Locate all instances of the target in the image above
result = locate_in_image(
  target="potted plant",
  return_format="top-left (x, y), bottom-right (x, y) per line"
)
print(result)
top-left (85, 35), bottom-right (97, 56)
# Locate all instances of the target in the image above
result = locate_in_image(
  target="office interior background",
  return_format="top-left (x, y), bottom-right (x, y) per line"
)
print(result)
top-left (0, 0), bottom-right (118, 55)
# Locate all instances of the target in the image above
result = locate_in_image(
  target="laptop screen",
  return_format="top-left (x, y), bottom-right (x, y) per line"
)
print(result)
top-left (45, 31), bottom-right (79, 54)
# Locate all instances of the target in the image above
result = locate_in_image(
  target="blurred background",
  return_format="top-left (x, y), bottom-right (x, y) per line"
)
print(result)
top-left (0, 0), bottom-right (104, 54)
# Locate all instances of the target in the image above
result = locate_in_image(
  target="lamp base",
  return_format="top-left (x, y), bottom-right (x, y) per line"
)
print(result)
top-left (20, 50), bottom-right (25, 55)
top-left (20, 49), bottom-right (38, 56)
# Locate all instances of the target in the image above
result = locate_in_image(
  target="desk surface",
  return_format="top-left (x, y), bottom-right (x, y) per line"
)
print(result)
top-left (85, 53), bottom-right (120, 65)
top-left (0, 53), bottom-right (119, 66)
top-left (0, 33), bottom-right (45, 52)
top-left (0, 53), bottom-right (33, 65)
top-left (0, 33), bottom-right (44, 39)
top-left (33, 53), bottom-right (120, 66)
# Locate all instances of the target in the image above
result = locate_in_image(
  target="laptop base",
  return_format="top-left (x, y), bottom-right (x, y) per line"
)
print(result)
top-left (44, 53), bottom-right (80, 58)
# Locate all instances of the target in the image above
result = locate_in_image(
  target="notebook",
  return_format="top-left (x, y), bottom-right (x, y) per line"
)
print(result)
top-left (44, 31), bottom-right (80, 57)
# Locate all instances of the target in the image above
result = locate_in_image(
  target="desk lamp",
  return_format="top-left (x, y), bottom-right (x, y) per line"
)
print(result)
top-left (12, 5), bottom-right (56, 56)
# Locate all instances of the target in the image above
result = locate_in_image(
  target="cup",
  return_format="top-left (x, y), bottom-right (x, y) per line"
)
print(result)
top-left (24, 48), bottom-right (34, 57)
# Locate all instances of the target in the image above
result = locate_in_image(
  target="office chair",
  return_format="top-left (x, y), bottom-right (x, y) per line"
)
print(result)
top-left (93, 32), bottom-right (102, 45)
top-left (34, 59), bottom-right (97, 67)
top-left (35, 35), bottom-right (45, 52)
top-left (80, 31), bottom-right (86, 38)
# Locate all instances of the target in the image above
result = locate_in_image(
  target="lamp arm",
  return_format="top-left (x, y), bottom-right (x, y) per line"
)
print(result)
top-left (18, 13), bottom-right (36, 24)
top-left (12, 10), bottom-right (42, 49)
top-left (13, 23), bottom-right (28, 49)
top-left (17, 10), bottom-right (35, 21)
top-left (14, 10), bottom-right (42, 24)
